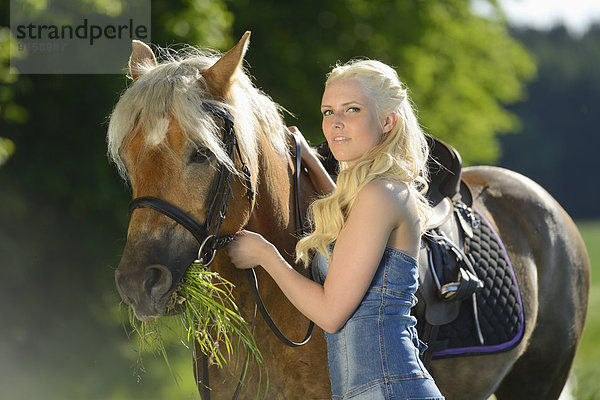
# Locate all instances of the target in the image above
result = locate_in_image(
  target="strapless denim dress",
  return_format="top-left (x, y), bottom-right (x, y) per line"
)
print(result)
top-left (313, 247), bottom-right (444, 400)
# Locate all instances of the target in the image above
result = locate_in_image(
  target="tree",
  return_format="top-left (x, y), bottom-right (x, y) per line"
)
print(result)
top-left (500, 25), bottom-right (600, 219)
top-left (227, 0), bottom-right (535, 165)
top-left (0, 26), bottom-right (25, 166)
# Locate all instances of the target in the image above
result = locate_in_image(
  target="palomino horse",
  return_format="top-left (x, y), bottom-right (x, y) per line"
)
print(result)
top-left (108, 32), bottom-right (590, 399)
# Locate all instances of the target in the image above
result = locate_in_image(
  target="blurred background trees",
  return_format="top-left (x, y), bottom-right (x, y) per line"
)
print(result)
top-left (0, 0), bottom-right (597, 398)
top-left (227, 0), bottom-right (535, 164)
top-left (499, 25), bottom-right (600, 219)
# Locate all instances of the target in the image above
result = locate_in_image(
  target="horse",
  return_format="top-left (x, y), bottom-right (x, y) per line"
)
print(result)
top-left (107, 32), bottom-right (590, 399)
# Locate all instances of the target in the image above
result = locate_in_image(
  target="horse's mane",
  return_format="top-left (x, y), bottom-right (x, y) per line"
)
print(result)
top-left (107, 46), bottom-right (288, 182)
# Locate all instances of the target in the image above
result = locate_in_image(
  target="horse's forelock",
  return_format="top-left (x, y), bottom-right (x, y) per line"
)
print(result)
top-left (108, 46), bottom-right (288, 183)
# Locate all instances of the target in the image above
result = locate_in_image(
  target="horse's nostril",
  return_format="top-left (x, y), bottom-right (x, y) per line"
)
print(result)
top-left (115, 269), bottom-right (136, 306)
top-left (144, 265), bottom-right (173, 299)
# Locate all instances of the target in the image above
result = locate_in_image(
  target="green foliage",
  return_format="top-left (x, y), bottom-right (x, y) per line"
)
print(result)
top-left (0, 26), bottom-right (28, 162)
top-left (150, 0), bottom-right (234, 49)
top-left (0, 136), bottom-right (15, 165)
top-left (228, 0), bottom-right (535, 165)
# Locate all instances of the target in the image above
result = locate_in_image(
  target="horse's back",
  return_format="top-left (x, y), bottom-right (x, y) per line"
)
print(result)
top-left (450, 165), bottom-right (590, 400)
top-left (462, 165), bottom-right (589, 284)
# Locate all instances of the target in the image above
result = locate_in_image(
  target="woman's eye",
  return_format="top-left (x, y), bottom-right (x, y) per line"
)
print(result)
top-left (322, 109), bottom-right (333, 117)
top-left (191, 147), bottom-right (213, 163)
top-left (347, 107), bottom-right (360, 113)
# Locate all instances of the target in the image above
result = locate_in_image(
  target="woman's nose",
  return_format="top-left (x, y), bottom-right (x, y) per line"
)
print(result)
top-left (333, 115), bottom-right (343, 128)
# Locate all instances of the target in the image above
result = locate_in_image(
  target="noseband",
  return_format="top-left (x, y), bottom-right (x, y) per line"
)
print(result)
top-left (128, 103), bottom-right (254, 266)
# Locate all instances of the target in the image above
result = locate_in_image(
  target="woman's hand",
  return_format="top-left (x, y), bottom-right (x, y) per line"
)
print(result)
top-left (287, 125), bottom-right (336, 195)
top-left (288, 126), bottom-right (318, 167)
top-left (226, 230), bottom-right (280, 269)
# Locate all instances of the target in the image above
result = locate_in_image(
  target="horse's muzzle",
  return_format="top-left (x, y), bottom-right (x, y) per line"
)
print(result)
top-left (115, 263), bottom-right (174, 321)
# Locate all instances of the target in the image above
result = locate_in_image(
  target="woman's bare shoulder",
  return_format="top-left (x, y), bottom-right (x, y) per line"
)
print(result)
top-left (351, 180), bottom-right (411, 222)
top-left (359, 179), bottom-right (412, 205)
top-left (358, 180), bottom-right (421, 253)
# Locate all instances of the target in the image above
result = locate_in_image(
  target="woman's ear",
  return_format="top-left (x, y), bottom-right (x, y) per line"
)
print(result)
top-left (382, 112), bottom-right (398, 135)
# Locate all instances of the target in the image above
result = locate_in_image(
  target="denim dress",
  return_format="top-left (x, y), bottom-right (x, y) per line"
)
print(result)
top-left (313, 247), bottom-right (444, 400)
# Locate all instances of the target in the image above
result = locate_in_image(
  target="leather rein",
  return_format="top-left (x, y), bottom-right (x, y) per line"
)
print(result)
top-left (127, 103), bottom-right (314, 398)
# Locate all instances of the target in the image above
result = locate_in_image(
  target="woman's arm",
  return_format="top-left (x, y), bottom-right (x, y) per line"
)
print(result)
top-left (227, 180), bottom-right (411, 333)
top-left (287, 126), bottom-right (336, 196)
top-left (227, 230), bottom-right (339, 332)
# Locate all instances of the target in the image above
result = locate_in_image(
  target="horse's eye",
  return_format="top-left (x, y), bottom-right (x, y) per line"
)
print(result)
top-left (191, 147), bottom-right (213, 163)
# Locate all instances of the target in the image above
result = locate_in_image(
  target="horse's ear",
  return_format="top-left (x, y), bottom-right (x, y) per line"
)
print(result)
top-left (202, 31), bottom-right (251, 98)
top-left (129, 40), bottom-right (157, 81)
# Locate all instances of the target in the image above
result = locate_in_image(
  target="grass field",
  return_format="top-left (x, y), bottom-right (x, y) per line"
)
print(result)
top-left (572, 220), bottom-right (600, 399)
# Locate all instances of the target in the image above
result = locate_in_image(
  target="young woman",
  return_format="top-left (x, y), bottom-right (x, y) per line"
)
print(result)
top-left (227, 60), bottom-right (444, 400)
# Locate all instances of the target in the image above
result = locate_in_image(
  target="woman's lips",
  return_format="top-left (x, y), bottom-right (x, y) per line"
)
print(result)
top-left (331, 135), bottom-right (349, 143)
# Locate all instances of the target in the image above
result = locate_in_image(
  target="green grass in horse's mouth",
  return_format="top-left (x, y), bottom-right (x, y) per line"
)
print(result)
top-left (125, 261), bottom-right (264, 380)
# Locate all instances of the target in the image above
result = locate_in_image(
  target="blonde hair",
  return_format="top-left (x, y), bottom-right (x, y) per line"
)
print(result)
top-left (295, 60), bottom-right (431, 266)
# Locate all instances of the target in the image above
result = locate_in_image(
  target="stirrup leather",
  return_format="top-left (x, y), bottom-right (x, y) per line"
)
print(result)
top-left (425, 231), bottom-right (484, 302)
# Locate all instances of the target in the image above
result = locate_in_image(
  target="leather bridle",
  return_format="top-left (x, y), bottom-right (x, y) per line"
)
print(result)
top-left (129, 103), bottom-right (254, 265)
top-left (126, 103), bottom-right (314, 398)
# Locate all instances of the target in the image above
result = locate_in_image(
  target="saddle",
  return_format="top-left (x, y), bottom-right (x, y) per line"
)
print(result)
top-left (416, 137), bottom-right (483, 327)
top-left (316, 136), bottom-right (485, 355)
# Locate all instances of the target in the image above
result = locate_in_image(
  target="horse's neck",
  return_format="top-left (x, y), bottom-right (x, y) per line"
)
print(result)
top-left (199, 137), bottom-right (318, 398)
top-left (246, 139), bottom-right (299, 264)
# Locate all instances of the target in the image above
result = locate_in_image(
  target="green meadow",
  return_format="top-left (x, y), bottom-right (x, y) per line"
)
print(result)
top-left (573, 220), bottom-right (600, 399)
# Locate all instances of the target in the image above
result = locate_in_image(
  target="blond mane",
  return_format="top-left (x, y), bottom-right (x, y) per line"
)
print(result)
top-left (107, 46), bottom-right (288, 182)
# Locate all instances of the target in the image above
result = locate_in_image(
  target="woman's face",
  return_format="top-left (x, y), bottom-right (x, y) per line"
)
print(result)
top-left (321, 78), bottom-right (390, 166)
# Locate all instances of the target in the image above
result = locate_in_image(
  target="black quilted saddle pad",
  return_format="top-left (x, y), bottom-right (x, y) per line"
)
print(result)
top-left (418, 209), bottom-right (525, 358)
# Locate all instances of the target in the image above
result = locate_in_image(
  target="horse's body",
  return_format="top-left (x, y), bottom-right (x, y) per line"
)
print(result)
top-left (431, 166), bottom-right (589, 399)
top-left (108, 33), bottom-right (590, 399)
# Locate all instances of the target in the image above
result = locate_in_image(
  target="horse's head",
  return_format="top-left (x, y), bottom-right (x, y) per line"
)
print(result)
top-left (107, 32), bottom-right (289, 321)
